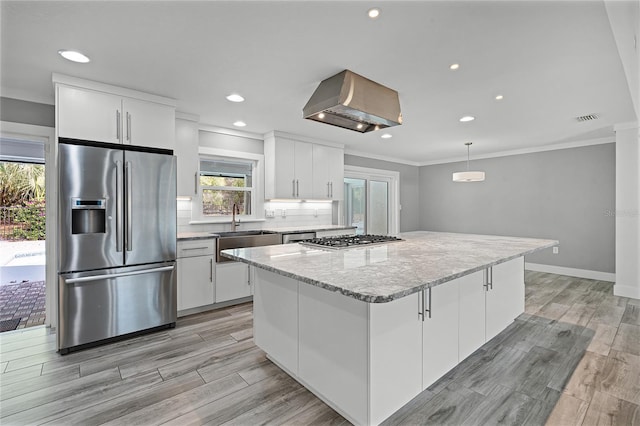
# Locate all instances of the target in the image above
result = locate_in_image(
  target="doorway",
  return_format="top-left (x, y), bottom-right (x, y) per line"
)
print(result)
top-left (344, 166), bottom-right (399, 235)
top-left (0, 123), bottom-right (56, 332)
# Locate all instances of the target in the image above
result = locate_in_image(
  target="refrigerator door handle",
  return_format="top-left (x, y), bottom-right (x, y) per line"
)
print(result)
top-left (64, 265), bottom-right (175, 284)
top-left (125, 161), bottom-right (133, 252)
top-left (115, 160), bottom-right (123, 252)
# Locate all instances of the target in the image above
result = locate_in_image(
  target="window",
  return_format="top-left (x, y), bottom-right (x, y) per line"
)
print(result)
top-left (199, 158), bottom-right (254, 217)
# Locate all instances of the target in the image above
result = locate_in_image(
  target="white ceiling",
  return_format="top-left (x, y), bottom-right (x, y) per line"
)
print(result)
top-left (1, 1), bottom-right (636, 164)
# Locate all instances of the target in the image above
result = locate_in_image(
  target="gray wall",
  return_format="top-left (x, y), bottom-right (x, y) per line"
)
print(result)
top-left (1, 97), bottom-right (55, 127)
top-left (199, 130), bottom-right (263, 154)
top-left (344, 154), bottom-right (420, 232)
top-left (419, 143), bottom-right (616, 273)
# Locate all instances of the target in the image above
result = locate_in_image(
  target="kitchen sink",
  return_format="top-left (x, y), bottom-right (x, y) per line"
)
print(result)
top-left (214, 230), bottom-right (281, 262)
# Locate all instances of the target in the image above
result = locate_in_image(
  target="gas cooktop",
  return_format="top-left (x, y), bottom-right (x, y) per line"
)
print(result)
top-left (300, 234), bottom-right (403, 250)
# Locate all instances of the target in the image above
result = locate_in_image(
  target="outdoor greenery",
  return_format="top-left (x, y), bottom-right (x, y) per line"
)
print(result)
top-left (0, 162), bottom-right (46, 241)
top-left (200, 175), bottom-right (251, 216)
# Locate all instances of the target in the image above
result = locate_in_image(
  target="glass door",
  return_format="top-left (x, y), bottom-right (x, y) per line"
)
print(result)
top-left (344, 177), bottom-right (391, 235)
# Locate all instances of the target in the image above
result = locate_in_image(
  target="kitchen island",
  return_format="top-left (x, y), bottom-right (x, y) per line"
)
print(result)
top-left (222, 231), bottom-right (557, 426)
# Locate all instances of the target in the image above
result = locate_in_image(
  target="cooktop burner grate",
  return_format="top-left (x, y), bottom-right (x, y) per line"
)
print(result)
top-left (300, 234), bottom-right (403, 250)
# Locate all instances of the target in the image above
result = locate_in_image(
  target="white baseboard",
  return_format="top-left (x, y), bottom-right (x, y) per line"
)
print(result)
top-left (525, 263), bottom-right (616, 282)
top-left (613, 284), bottom-right (640, 300)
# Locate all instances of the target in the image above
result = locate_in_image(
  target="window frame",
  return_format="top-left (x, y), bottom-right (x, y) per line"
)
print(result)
top-left (192, 147), bottom-right (265, 223)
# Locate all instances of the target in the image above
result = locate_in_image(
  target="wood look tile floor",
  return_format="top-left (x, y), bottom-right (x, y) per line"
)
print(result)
top-left (0, 272), bottom-right (638, 425)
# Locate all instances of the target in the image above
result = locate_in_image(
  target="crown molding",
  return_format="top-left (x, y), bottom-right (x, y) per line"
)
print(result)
top-left (343, 149), bottom-right (422, 167)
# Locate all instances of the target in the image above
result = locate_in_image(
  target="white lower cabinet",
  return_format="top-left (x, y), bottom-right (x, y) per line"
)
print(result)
top-left (422, 280), bottom-right (460, 389)
top-left (458, 270), bottom-right (487, 361)
top-left (253, 268), bottom-right (298, 373)
top-left (486, 257), bottom-right (525, 341)
top-left (177, 240), bottom-right (215, 313)
top-left (215, 262), bottom-right (252, 303)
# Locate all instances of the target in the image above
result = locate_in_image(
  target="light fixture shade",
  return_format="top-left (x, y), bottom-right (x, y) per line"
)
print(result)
top-left (452, 171), bottom-right (485, 182)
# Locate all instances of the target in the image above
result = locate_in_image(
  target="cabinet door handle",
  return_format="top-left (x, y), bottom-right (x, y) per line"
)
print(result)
top-left (327, 182), bottom-right (330, 198)
top-left (292, 179), bottom-right (296, 197)
top-left (183, 246), bottom-right (209, 251)
top-left (247, 264), bottom-right (251, 286)
top-left (296, 180), bottom-right (300, 197)
top-left (116, 110), bottom-right (121, 141)
top-left (210, 259), bottom-right (213, 282)
top-left (194, 172), bottom-right (198, 195)
top-left (330, 182), bottom-right (333, 198)
top-left (126, 112), bottom-right (131, 142)
top-left (418, 289), bottom-right (424, 321)
top-left (425, 287), bottom-right (432, 319)
top-left (483, 268), bottom-right (493, 291)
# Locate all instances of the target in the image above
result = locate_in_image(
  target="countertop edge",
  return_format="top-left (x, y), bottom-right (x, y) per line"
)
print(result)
top-left (221, 239), bottom-right (558, 303)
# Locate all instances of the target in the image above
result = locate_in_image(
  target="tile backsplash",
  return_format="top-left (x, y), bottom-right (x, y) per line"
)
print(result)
top-left (177, 199), bottom-right (334, 234)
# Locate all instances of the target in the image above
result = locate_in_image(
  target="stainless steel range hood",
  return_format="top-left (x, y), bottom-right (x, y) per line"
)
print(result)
top-left (303, 70), bottom-right (402, 133)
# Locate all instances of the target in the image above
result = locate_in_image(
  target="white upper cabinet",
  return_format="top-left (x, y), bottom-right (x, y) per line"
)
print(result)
top-left (175, 115), bottom-right (200, 197)
top-left (58, 86), bottom-right (123, 144)
top-left (54, 74), bottom-right (176, 150)
top-left (264, 131), bottom-right (344, 201)
top-left (312, 144), bottom-right (344, 200)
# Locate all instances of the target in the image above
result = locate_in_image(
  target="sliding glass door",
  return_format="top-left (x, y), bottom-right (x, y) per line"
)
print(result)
top-left (344, 174), bottom-right (393, 235)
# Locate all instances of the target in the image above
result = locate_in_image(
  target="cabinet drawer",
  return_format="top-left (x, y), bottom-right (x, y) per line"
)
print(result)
top-left (177, 239), bottom-right (215, 258)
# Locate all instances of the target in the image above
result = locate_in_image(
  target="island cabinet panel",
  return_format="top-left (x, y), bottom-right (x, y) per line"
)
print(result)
top-left (422, 279), bottom-right (460, 389)
top-left (299, 283), bottom-right (369, 426)
top-left (486, 257), bottom-right (525, 341)
top-left (369, 293), bottom-right (422, 426)
top-left (458, 270), bottom-right (486, 361)
top-left (253, 269), bottom-right (299, 374)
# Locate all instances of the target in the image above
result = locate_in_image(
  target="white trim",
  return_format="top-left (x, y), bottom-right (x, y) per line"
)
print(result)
top-left (344, 149), bottom-right (421, 167)
top-left (51, 73), bottom-right (176, 107)
top-left (613, 122), bottom-right (639, 131)
top-left (345, 136), bottom-right (617, 167)
top-left (525, 262), bottom-right (615, 282)
top-left (0, 121), bottom-right (56, 329)
top-left (344, 165), bottom-right (400, 236)
top-left (199, 124), bottom-right (263, 140)
top-left (175, 111), bottom-right (199, 122)
top-left (420, 137), bottom-right (616, 166)
top-left (264, 130), bottom-right (345, 149)
top-left (613, 284), bottom-right (640, 300)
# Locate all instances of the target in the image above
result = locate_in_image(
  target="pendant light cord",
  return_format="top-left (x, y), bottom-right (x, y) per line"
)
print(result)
top-left (466, 144), bottom-right (470, 171)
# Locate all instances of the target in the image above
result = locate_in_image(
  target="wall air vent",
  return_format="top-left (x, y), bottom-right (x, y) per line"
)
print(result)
top-left (575, 114), bottom-right (599, 122)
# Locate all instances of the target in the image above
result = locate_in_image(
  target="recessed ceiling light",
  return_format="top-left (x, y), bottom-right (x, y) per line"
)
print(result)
top-left (449, 63), bottom-right (460, 70)
top-left (381, 133), bottom-right (392, 139)
top-left (459, 116), bottom-right (475, 122)
top-left (226, 94), bottom-right (245, 103)
top-left (233, 121), bottom-right (246, 127)
top-left (58, 50), bottom-right (90, 63)
top-left (318, 113), bottom-right (325, 119)
top-left (495, 95), bottom-right (504, 100)
top-left (368, 8), bottom-right (380, 19)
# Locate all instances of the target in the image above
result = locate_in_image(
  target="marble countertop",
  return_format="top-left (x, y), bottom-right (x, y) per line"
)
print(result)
top-left (177, 225), bottom-right (356, 241)
top-left (221, 231), bottom-right (558, 303)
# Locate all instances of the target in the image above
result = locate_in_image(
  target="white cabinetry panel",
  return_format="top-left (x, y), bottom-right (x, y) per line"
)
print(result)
top-left (175, 117), bottom-right (200, 197)
top-left (253, 268), bottom-right (298, 374)
top-left (369, 293), bottom-right (422, 425)
top-left (122, 98), bottom-right (175, 149)
top-left (215, 262), bottom-right (251, 303)
top-left (422, 280), bottom-right (460, 389)
top-left (458, 270), bottom-right (486, 361)
top-left (58, 86), bottom-right (122, 144)
top-left (486, 257), bottom-right (525, 341)
top-left (176, 239), bottom-right (215, 313)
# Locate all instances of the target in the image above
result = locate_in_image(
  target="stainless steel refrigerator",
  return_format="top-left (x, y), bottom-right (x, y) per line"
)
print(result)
top-left (57, 138), bottom-right (177, 353)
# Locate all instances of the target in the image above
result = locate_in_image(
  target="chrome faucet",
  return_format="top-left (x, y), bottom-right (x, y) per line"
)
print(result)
top-left (231, 203), bottom-right (240, 231)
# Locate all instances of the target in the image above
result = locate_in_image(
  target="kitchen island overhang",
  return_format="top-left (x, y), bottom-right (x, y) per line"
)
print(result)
top-left (222, 231), bottom-right (558, 426)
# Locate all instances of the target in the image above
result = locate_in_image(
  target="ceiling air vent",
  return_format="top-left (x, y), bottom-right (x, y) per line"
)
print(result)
top-left (575, 114), bottom-right (599, 122)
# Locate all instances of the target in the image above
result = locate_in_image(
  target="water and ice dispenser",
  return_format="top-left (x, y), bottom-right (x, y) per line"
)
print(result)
top-left (71, 198), bottom-right (106, 234)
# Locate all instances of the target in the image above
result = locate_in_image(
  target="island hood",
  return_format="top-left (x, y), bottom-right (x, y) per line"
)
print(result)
top-left (303, 70), bottom-right (402, 133)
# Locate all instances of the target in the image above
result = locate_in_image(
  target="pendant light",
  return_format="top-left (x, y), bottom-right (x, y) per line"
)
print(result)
top-left (452, 142), bottom-right (485, 182)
